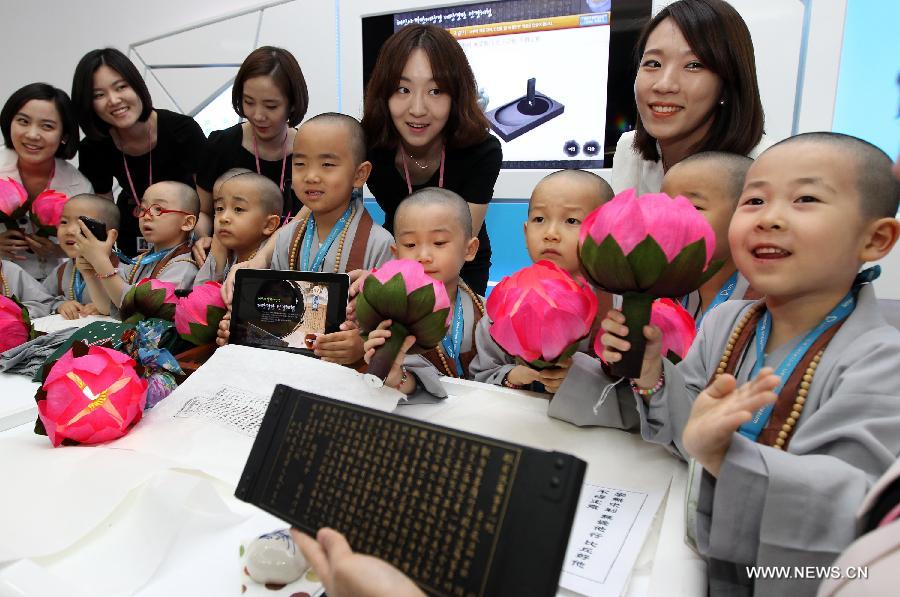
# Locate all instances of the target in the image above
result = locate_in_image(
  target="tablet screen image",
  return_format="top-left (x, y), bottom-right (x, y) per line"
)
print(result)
top-left (230, 270), bottom-right (350, 356)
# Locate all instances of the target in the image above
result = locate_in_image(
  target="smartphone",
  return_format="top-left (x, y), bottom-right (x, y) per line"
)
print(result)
top-left (78, 216), bottom-right (107, 241)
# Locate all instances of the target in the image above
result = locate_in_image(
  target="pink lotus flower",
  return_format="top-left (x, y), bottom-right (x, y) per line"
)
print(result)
top-left (579, 188), bottom-right (721, 378)
top-left (356, 259), bottom-right (453, 382)
top-left (30, 189), bottom-right (69, 228)
top-left (0, 177), bottom-right (28, 218)
top-left (487, 261), bottom-right (598, 368)
top-left (579, 188), bottom-right (716, 270)
top-left (0, 295), bottom-right (31, 352)
top-left (175, 281), bottom-right (227, 345)
top-left (594, 298), bottom-right (696, 364)
top-left (120, 278), bottom-right (179, 324)
top-left (37, 345), bottom-right (148, 446)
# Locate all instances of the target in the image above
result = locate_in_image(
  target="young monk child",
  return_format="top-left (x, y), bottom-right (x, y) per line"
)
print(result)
top-left (217, 113), bottom-right (393, 365)
top-left (553, 132), bottom-right (900, 597)
top-left (661, 151), bottom-right (756, 327)
top-left (470, 169), bottom-right (614, 393)
top-left (42, 193), bottom-right (120, 319)
top-left (77, 181), bottom-right (199, 315)
top-left (362, 187), bottom-right (482, 401)
top-left (194, 172), bottom-right (282, 285)
top-left (0, 258), bottom-right (55, 317)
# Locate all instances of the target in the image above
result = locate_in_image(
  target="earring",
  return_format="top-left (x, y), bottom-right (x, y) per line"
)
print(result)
top-left (719, 98), bottom-right (726, 106)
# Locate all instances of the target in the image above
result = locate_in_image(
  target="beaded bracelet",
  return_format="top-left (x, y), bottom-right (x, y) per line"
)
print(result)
top-left (95, 269), bottom-right (118, 279)
top-left (630, 372), bottom-right (665, 397)
top-left (392, 367), bottom-right (409, 390)
top-left (502, 372), bottom-right (524, 390)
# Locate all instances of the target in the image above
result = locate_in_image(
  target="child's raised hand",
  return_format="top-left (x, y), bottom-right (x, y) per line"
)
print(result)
top-left (314, 329), bottom-right (364, 365)
top-left (537, 358), bottom-right (573, 394)
top-left (74, 255), bottom-right (96, 275)
top-left (345, 269), bottom-right (371, 323)
top-left (599, 308), bottom-right (664, 389)
top-left (74, 220), bottom-right (117, 269)
top-left (363, 319), bottom-right (416, 391)
top-left (58, 300), bottom-right (83, 320)
top-left (682, 367), bottom-right (779, 477)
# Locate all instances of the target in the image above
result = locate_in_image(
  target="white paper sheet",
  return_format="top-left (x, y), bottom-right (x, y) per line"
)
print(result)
top-left (560, 482), bottom-right (667, 597)
top-left (111, 344), bottom-right (403, 486)
top-left (32, 313), bottom-right (117, 333)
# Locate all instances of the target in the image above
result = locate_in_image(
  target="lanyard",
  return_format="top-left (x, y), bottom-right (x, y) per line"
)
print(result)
top-left (251, 126), bottom-right (289, 192)
top-left (440, 290), bottom-right (465, 376)
top-left (127, 245), bottom-right (180, 284)
top-left (682, 271), bottom-right (739, 330)
top-left (401, 145), bottom-right (445, 195)
top-left (300, 205), bottom-right (353, 272)
top-left (72, 267), bottom-right (86, 303)
top-left (736, 266), bottom-right (880, 441)
top-left (121, 123), bottom-right (153, 205)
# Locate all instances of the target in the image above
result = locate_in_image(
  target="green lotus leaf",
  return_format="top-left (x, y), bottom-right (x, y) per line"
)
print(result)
top-left (625, 236), bottom-right (668, 290)
top-left (698, 258), bottom-right (725, 287)
top-left (354, 292), bottom-right (382, 333)
top-left (409, 307), bottom-right (451, 349)
top-left (647, 239), bottom-right (709, 297)
top-left (362, 274), bottom-right (408, 321)
top-left (406, 283), bottom-right (438, 323)
top-left (579, 234), bottom-right (637, 293)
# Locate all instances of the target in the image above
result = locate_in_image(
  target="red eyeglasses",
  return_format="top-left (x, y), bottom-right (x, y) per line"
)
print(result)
top-left (132, 204), bottom-right (193, 218)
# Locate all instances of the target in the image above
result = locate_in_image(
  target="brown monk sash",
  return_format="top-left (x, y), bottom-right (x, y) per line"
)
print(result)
top-left (710, 306), bottom-right (846, 450)
top-left (288, 208), bottom-right (374, 272)
top-left (421, 293), bottom-right (485, 379)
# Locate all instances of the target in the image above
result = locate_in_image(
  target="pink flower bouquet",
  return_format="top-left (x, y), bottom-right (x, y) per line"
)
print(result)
top-left (578, 189), bottom-right (720, 377)
top-left (36, 343), bottom-right (148, 446)
top-left (120, 278), bottom-right (179, 324)
top-left (0, 177), bottom-right (29, 229)
top-left (487, 261), bottom-right (598, 369)
top-left (594, 298), bottom-right (696, 365)
top-left (30, 189), bottom-right (69, 236)
top-left (355, 259), bottom-right (452, 382)
top-left (174, 281), bottom-right (227, 345)
top-left (0, 294), bottom-right (35, 353)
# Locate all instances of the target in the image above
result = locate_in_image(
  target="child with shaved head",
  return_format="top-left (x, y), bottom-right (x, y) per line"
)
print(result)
top-left (552, 132), bottom-right (900, 596)
top-left (77, 180), bottom-right (200, 315)
top-left (661, 151), bottom-right (756, 327)
top-left (471, 169), bottom-right (614, 394)
top-left (363, 187), bottom-right (482, 401)
top-left (195, 171), bottom-right (283, 285)
top-left (43, 193), bottom-right (120, 318)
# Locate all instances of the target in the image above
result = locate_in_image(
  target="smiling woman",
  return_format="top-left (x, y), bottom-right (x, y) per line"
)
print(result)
top-left (0, 83), bottom-right (93, 280)
top-left (611, 0), bottom-right (768, 195)
top-left (71, 48), bottom-right (207, 257)
top-left (363, 25), bottom-right (502, 296)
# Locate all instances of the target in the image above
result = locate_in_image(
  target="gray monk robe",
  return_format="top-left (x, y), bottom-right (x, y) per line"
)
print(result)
top-left (1, 259), bottom-right (55, 317)
top-left (548, 284), bottom-right (900, 597)
top-left (403, 289), bottom-right (483, 403)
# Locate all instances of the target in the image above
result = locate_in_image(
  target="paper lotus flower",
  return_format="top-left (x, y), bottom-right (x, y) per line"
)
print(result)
top-left (0, 177), bottom-right (29, 227)
top-left (355, 259), bottom-right (452, 382)
top-left (30, 189), bottom-right (68, 235)
top-left (0, 295), bottom-right (33, 353)
top-left (175, 281), bottom-right (227, 345)
top-left (487, 261), bottom-right (598, 369)
top-left (594, 298), bottom-right (696, 365)
top-left (120, 278), bottom-right (179, 324)
top-left (579, 188), bottom-right (721, 378)
top-left (36, 344), bottom-right (148, 446)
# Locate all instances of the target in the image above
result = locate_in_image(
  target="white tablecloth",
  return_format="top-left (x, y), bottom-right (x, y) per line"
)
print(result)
top-left (0, 343), bottom-right (706, 596)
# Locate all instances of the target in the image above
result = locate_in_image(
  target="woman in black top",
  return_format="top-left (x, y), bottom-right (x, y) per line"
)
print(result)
top-left (197, 46), bottom-right (308, 221)
top-left (362, 25), bottom-right (501, 296)
top-left (72, 48), bottom-right (206, 256)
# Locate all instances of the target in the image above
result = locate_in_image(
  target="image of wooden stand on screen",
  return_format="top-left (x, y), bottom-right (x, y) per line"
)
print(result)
top-left (485, 77), bottom-right (565, 142)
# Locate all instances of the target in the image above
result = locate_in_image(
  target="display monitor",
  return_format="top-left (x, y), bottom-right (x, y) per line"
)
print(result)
top-left (362, 0), bottom-right (652, 170)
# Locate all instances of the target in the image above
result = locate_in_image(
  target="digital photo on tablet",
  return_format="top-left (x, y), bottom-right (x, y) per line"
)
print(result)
top-left (229, 269), bottom-right (350, 357)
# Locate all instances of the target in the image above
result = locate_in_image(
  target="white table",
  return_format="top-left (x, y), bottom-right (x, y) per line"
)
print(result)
top-left (0, 344), bottom-right (705, 596)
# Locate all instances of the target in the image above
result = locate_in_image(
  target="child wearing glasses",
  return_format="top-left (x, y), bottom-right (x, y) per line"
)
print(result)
top-left (76, 181), bottom-right (199, 315)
